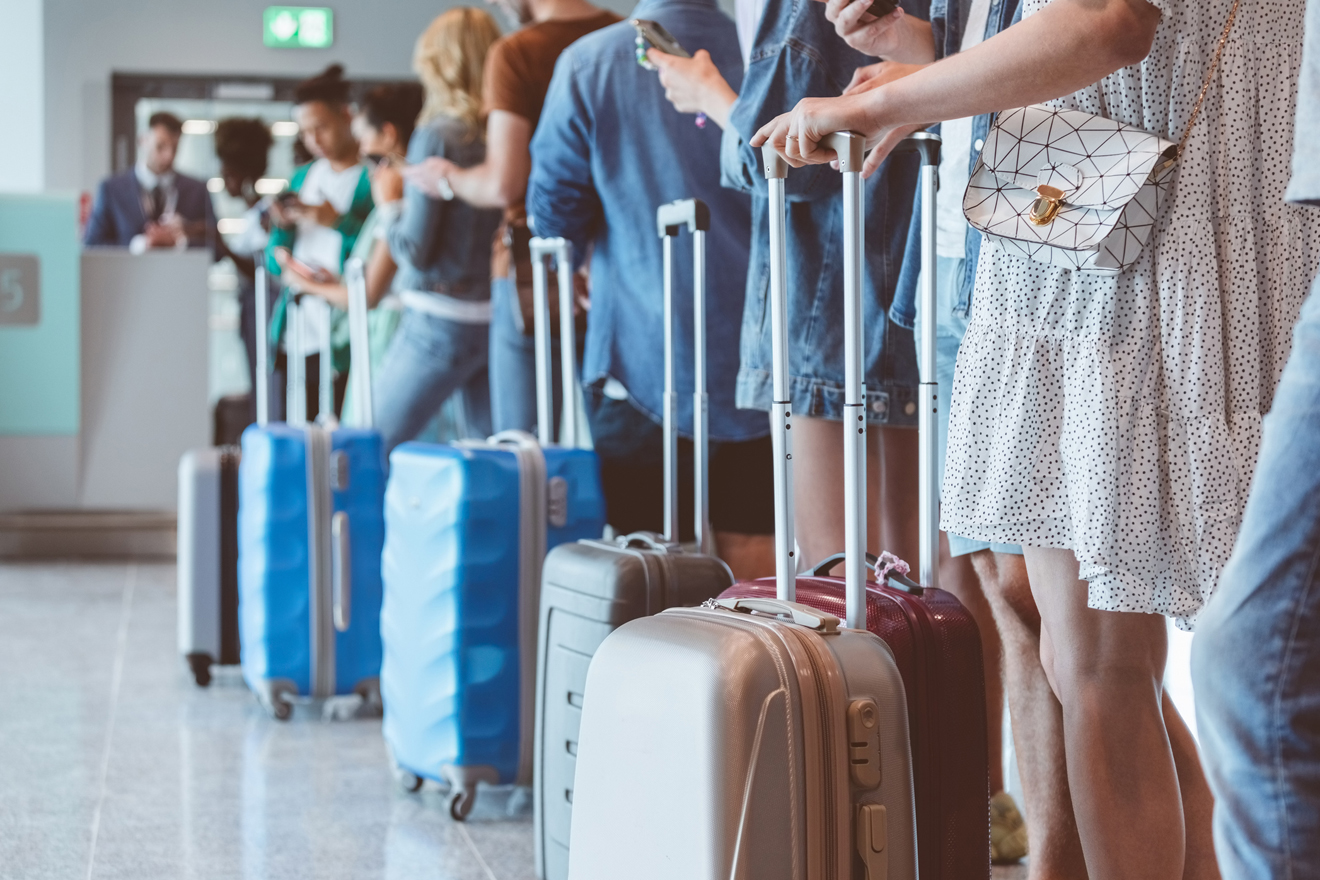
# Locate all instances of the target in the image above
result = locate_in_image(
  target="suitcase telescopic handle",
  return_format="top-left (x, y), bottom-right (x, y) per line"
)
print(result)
top-left (716, 597), bottom-right (840, 633)
top-left (822, 131), bottom-right (869, 630)
top-left (331, 511), bottom-right (351, 632)
top-left (255, 266), bottom-right (271, 426)
top-left (344, 258), bottom-right (374, 429)
top-left (656, 198), bottom-right (713, 554)
top-left (762, 145), bottom-right (796, 603)
top-left (892, 132), bottom-right (943, 592)
top-left (528, 237), bottom-right (579, 448)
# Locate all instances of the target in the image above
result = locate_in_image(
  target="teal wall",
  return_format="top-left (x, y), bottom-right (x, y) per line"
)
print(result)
top-left (0, 194), bottom-right (79, 435)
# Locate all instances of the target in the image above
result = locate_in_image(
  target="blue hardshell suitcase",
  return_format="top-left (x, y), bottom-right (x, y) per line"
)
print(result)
top-left (238, 264), bottom-right (387, 719)
top-left (381, 238), bottom-right (606, 820)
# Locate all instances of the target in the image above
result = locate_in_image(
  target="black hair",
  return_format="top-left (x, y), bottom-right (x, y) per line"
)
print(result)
top-left (359, 83), bottom-right (425, 149)
top-left (294, 63), bottom-right (351, 107)
top-left (148, 112), bottom-right (184, 136)
top-left (214, 118), bottom-right (273, 182)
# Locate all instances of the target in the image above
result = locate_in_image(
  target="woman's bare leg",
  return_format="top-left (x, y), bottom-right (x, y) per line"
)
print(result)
top-left (792, 416), bottom-right (918, 571)
top-left (1025, 546), bottom-right (1183, 880)
top-left (980, 551), bottom-right (1087, 879)
top-left (1163, 694), bottom-right (1220, 880)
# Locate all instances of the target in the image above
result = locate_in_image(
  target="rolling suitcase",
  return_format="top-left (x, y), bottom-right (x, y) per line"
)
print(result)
top-left (381, 237), bottom-right (606, 820)
top-left (720, 133), bottom-right (992, 880)
top-left (566, 134), bottom-right (920, 880)
top-left (177, 267), bottom-right (276, 687)
top-left (238, 259), bottom-right (387, 720)
top-left (533, 200), bottom-right (735, 880)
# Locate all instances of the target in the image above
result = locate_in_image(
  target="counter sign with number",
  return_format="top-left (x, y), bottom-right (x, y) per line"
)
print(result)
top-left (0, 254), bottom-right (40, 326)
top-left (263, 7), bottom-right (334, 48)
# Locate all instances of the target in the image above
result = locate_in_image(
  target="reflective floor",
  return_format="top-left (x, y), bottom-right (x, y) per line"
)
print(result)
top-left (0, 561), bottom-right (1029, 880)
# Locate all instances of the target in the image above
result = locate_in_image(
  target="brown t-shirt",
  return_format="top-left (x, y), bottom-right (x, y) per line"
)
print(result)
top-left (485, 11), bottom-right (621, 277)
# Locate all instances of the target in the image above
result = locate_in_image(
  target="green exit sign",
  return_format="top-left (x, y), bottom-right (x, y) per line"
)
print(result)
top-left (264, 7), bottom-right (334, 48)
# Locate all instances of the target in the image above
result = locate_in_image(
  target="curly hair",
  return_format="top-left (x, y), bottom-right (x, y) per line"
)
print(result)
top-left (213, 117), bottom-right (273, 182)
top-left (413, 8), bottom-right (502, 136)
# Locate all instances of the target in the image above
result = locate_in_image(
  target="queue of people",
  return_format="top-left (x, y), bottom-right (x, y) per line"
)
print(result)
top-left (81, 0), bottom-right (1320, 876)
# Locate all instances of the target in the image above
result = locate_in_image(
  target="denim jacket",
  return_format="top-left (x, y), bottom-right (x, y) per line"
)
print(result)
top-left (891, 0), bottom-right (1022, 327)
top-left (526, 0), bottom-right (765, 442)
top-left (387, 116), bottom-right (503, 299)
top-left (720, 0), bottom-right (929, 424)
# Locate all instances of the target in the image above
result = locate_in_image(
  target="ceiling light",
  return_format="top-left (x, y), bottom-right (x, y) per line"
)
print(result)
top-left (182, 119), bottom-right (215, 135)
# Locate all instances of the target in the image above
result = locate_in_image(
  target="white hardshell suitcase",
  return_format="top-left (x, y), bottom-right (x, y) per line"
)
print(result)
top-left (566, 134), bottom-right (919, 880)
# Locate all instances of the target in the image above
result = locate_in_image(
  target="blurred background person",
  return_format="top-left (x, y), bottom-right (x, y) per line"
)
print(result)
top-left (84, 111), bottom-right (216, 253)
top-left (266, 64), bottom-right (374, 421)
top-left (213, 116), bottom-right (275, 420)
top-left (403, 0), bottom-right (619, 437)
top-left (527, 0), bottom-right (773, 577)
top-left (280, 82), bottom-right (428, 431)
top-left (368, 9), bottom-right (504, 451)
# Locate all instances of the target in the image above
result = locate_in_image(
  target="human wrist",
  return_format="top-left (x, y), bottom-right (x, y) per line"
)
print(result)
top-left (701, 78), bottom-right (738, 129)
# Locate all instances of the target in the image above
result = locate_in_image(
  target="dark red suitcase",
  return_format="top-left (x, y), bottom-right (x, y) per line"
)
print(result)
top-left (720, 134), bottom-right (990, 880)
top-left (720, 569), bottom-right (989, 880)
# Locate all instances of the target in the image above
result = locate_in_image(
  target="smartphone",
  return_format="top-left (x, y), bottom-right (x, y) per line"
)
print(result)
top-left (631, 19), bottom-right (691, 59)
top-left (274, 191), bottom-right (299, 206)
top-left (865, 0), bottom-right (900, 19)
top-left (364, 153), bottom-right (390, 170)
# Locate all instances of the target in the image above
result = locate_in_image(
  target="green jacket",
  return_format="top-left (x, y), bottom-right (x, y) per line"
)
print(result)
top-left (265, 161), bottom-right (374, 371)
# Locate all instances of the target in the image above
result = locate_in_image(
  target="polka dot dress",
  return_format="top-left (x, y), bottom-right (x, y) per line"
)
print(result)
top-left (941, 0), bottom-right (1320, 629)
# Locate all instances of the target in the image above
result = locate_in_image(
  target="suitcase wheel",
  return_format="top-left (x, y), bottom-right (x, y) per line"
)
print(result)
top-left (449, 787), bottom-right (476, 822)
top-left (186, 653), bottom-right (213, 688)
top-left (397, 771), bottom-right (424, 794)
top-left (256, 680), bottom-right (296, 721)
top-left (354, 678), bottom-right (383, 717)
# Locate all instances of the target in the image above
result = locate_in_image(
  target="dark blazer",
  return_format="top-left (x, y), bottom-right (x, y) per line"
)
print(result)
top-left (83, 168), bottom-right (216, 248)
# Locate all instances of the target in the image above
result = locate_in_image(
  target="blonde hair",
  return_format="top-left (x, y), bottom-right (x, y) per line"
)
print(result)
top-left (414, 7), bottom-right (502, 136)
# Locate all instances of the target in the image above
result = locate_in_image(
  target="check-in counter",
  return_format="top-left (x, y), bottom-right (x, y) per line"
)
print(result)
top-left (0, 193), bottom-right (211, 530)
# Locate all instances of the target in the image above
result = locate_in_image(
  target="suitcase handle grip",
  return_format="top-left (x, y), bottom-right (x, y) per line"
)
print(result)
top-left (618, 532), bottom-right (679, 553)
top-left (331, 511), bottom-right (351, 632)
top-left (809, 552), bottom-right (924, 595)
top-left (716, 597), bottom-right (839, 633)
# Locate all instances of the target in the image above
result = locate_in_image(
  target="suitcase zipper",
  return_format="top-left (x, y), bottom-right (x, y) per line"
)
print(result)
top-left (792, 628), bottom-right (841, 880)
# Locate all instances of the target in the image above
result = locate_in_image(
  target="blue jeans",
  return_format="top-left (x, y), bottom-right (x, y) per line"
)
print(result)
top-left (914, 256), bottom-right (1021, 558)
top-left (1193, 280), bottom-right (1320, 880)
top-left (373, 308), bottom-right (491, 456)
top-left (488, 276), bottom-right (564, 435)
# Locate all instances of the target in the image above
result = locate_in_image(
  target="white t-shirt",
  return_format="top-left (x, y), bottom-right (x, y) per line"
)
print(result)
top-left (935, 0), bottom-right (992, 258)
top-left (288, 158), bottom-right (364, 346)
top-left (292, 158), bottom-right (365, 274)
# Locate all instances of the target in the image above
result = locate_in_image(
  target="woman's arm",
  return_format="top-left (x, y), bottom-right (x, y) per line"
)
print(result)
top-left (364, 237), bottom-right (397, 308)
top-left (753, 0), bottom-right (1161, 175)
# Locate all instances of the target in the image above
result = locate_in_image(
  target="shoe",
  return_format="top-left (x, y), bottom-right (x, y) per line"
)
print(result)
top-left (990, 790), bottom-right (1029, 864)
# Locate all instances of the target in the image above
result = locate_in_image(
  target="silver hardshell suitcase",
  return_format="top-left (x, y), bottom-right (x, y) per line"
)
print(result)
top-left (566, 135), bottom-right (920, 880)
top-left (177, 267), bottom-right (276, 686)
top-left (533, 202), bottom-right (734, 880)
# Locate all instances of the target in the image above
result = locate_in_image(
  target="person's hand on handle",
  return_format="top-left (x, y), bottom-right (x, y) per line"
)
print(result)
top-left (823, 1), bottom-right (934, 63)
top-left (751, 92), bottom-right (926, 177)
top-left (648, 49), bottom-right (739, 130)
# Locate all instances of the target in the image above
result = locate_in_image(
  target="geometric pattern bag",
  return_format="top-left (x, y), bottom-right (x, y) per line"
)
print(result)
top-left (963, 0), bottom-right (1241, 275)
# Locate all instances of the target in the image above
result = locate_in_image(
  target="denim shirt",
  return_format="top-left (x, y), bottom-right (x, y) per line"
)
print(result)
top-left (388, 116), bottom-right (503, 299)
top-left (527, 0), bottom-right (766, 442)
top-left (891, 0), bottom-right (1021, 327)
top-left (719, 0), bottom-right (928, 422)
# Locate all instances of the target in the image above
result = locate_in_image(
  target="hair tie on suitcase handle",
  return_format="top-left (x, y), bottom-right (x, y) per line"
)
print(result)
top-left (876, 552), bottom-right (924, 595)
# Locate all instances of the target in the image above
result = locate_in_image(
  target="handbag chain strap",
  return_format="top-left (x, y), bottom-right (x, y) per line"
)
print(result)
top-left (1172, 0), bottom-right (1243, 165)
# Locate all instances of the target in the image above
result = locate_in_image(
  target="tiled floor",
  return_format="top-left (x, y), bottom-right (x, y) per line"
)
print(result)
top-left (0, 561), bottom-right (1029, 880)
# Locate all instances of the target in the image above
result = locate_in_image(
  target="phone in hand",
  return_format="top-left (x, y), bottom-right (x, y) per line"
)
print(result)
top-left (632, 19), bottom-right (691, 66)
top-left (865, 0), bottom-right (900, 19)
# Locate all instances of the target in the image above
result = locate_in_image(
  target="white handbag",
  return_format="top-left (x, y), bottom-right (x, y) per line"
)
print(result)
top-left (962, 0), bottom-right (1241, 275)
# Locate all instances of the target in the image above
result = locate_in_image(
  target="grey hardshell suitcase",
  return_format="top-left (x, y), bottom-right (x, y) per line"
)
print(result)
top-left (533, 203), bottom-right (734, 880)
top-left (566, 135), bottom-right (919, 880)
top-left (177, 266), bottom-right (276, 686)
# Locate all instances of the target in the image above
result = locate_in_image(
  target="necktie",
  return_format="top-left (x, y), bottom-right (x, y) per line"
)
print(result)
top-left (151, 185), bottom-right (165, 222)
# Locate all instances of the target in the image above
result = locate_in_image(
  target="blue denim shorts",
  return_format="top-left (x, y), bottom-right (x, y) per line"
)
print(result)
top-left (916, 256), bottom-right (1022, 559)
top-left (734, 202), bottom-right (920, 427)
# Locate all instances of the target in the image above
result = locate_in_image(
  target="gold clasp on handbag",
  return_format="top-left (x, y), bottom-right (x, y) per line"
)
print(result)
top-left (1028, 185), bottom-right (1065, 226)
